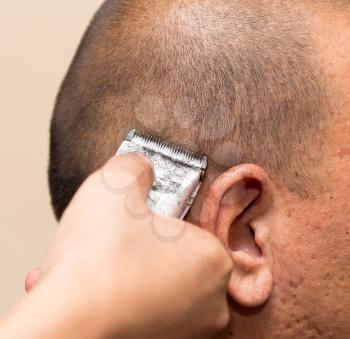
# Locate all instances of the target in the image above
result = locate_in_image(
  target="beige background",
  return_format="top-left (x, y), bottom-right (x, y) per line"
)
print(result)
top-left (0, 0), bottom-right (103, 316)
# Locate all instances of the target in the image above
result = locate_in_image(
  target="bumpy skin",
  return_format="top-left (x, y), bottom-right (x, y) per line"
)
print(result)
top-left (43, 0), bottom-right (350, 338)
top-left (186, 6), bottom-right (350, 338)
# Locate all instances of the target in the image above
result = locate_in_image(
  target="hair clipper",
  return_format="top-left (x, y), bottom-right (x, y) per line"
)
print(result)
top-left (116, 130), bottom-right (207, 219)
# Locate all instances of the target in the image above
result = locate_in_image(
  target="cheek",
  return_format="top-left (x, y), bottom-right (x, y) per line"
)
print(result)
top-left (270, 200), bottom-right (350, 335)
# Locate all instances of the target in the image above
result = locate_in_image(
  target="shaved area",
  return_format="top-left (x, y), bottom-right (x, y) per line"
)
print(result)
top-left (50, 0), bottom-right (330, 219)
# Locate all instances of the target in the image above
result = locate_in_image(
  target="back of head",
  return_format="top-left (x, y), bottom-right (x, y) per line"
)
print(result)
top-left (50, 1), bottom-right (350, 338)
top-left (50, 0), bottom-right (328, 219)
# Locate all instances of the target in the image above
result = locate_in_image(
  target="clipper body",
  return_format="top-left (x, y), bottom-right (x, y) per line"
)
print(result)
top-left (117, 130), bottom-right (207, 219)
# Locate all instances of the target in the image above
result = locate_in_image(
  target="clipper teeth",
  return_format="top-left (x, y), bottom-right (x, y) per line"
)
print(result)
top-left (126, 130), bottom-right (207, 170)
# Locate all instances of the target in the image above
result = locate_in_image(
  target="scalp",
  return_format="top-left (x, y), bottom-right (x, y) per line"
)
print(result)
top-left (50, 0), bottom-right (330, 218)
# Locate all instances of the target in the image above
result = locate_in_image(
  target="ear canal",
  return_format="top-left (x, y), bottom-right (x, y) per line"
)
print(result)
top-left (229, 221), bottom-right (262, 257)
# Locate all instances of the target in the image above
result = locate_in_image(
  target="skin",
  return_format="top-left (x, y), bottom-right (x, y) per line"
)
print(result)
top-left (26, 2), bottom-right (350, 339)
top-left (194, 5), bottom-right (350, 338)
top-left (2, 153), bottom-right (233, 339)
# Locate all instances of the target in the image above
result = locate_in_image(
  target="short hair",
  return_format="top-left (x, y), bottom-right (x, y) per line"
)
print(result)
top-left (49, 0), bottom-right (329, 219)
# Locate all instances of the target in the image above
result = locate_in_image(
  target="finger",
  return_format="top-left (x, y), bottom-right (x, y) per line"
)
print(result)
top-left (62, 153), bottom-right (154, 222)
top-left (25, 268), bottom-right (40, 293)
top-left (100, 153), bottom-right (154, 202)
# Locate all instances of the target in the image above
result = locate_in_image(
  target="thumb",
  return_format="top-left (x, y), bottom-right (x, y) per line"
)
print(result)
top-left (63, 153), bottom-right (154, 221)
top-left (101, 153), bottom-right (154, 201)
top-left (93, 152), bottom-right (155, 215)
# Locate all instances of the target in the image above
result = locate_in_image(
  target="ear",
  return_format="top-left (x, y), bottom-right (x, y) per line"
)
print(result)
top-left (200, 164), bottom-right (274, 307)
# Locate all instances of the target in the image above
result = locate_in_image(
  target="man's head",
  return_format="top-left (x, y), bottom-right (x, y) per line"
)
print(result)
top-left (49, 0), bottom-right (350, 337)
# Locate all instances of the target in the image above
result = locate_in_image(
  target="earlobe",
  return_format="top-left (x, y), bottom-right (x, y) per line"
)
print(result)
top-left (200, 164), bottom-right (274, 307)
top-left (229, 252), bottom-right (273, 307)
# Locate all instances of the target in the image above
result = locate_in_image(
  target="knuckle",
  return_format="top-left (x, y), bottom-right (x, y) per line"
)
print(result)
top-left (222, 252), bottom-right (234, 274)
top-left (215, 306), bottom-right (231, 330)
top-left (203, 240), bottom-right (233, 278)
top-left (206, 304), bottom-right (231, 334)
top-left (203, 236), bottom-right (228, 266)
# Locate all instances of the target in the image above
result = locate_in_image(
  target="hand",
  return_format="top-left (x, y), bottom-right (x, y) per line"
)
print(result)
top-left (3, 153), bottom-right (233, 339)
